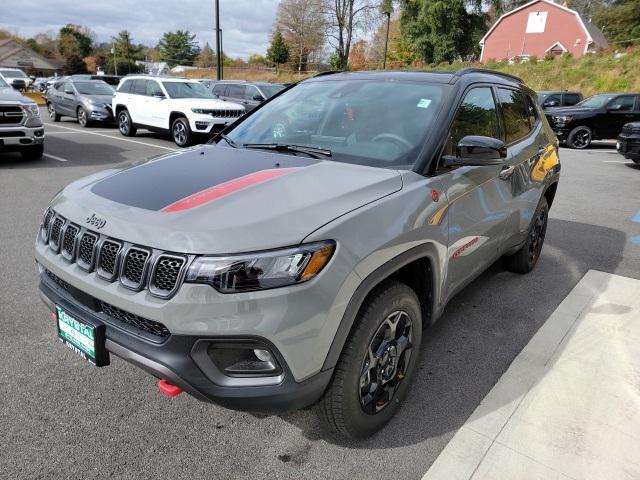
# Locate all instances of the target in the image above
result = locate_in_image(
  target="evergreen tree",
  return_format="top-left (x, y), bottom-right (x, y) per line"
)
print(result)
top-left (157, 30), bottom-right (201, 67)
top-left (267, 30), bottom-right (290, 72)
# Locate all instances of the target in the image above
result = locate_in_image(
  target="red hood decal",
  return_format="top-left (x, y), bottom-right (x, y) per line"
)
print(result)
top-left (161, 168), bottom-right (298, 213)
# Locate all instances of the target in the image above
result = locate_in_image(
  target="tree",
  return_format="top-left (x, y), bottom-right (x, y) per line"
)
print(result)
top-left (108, 31), bottom-right (144, 74)
top-left (267, 30), bottom-right (290, 72)
top-left (58, 24), bottom-right (93, 58)
top-left (276, 0), bottom-right (326, 72)
top-left (63, 54), bottom-right (87, 75)
top-left (399, 0), bottom-right (473, 64)
top-left (348, 39), bottom-right (369, 69)
top-left (157, 30), bottom-right (201, 67)
top-left (323, 0), bottom-right (378, 70)
top-left (248, 53), bottom-right (266, 65)
top-left (195, 42), bottom-right (215, 68)
top-left (593, 0), bottom-right (640, 47)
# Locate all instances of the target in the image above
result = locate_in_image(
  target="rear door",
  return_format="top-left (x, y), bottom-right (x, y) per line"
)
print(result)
top-left (60, 82), bottom-right (77, 116)
top-left (127, 79), bottom-right (148, 124)
top-left (440, 86), bottom-right (515, 299)
top-left (602, 95), bottom-right (637, 138)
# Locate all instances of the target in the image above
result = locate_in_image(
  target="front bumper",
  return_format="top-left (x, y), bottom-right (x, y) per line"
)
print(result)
top-left (38, 271), bottom-right (333, 412)
top-left (0, 125), bottom-right (45, 149)
top-left (86, 104), bottom-right (114, 122)
top-left (617, 134), bottom-right (640, 162)
top-left (189, 113), bottom-right (242, 134)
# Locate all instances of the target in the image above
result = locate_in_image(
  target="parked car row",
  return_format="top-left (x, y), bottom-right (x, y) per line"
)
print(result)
top-left (43, 74), bottom-right (286, 147)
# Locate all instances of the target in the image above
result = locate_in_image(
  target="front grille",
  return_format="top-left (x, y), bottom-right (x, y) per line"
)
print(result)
top-left (49, 217), bottom-right (65, 252)
top-left (100, 301), bottom-right (170, 338)
top-left (200, 109), bottom-right (243, 118)
top-left (61, 224), bottom-right (79, 261)
top-left (97, 240), bottom-right (122, 281)
top-left (0, 105), bottom-right (24, 125)
top-left (42, 269), bottom-right (171, 339)
top-left (77, 232), bottom-right (98, 270)
top-left (40, 209), bottom-right (189, 299)
top-left (150, 255), bottom-right (186, 296)
top-left (121, 247), bottom-right (150, 289)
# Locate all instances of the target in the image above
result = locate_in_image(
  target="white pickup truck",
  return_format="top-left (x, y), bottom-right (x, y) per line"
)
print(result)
top-left (0, 75), bottom-right (44, 160)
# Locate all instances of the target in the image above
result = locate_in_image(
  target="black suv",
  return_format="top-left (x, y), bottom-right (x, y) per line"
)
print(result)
top-left (537, 91), bottom-right (583, 110)
top-left (546, 93), bottom-right (640, 149)
top-left (617, 122), bottom-right (640, 164)
top-left (211, 81), bottom-right (285, 112)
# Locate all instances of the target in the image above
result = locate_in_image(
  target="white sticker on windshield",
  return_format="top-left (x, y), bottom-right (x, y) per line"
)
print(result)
top-left (417, 98), bottom-right (432, 109)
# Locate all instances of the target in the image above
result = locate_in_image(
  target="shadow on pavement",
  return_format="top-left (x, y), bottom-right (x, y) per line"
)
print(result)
top-left (280, 218), bottom-right (626, 449)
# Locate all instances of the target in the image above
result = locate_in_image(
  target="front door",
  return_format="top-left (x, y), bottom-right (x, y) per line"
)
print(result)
top-left (440, 86), bottom-right (514, 300)
top-left (601, 95), bottom-right (637, 138)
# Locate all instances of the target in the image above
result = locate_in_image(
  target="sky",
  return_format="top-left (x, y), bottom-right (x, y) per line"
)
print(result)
top-left (0, 0), bottom-right (280, 59)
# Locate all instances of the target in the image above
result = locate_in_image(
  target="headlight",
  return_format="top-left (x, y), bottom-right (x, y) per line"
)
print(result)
top-left (185, 241), bottom-right (335, 293)
top-left (553, 115), bottom-right (572, 124)
top-left (23, 104), bottom-right (40, 117)
top-left (191, 108), bottom-right (206, 114)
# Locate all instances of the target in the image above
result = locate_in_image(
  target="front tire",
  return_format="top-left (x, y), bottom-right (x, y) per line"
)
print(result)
top-left (505, 197), bottom-right (549, 274)
top-left (117, 109), bottom-right (136, 137)
top-left (21, 144), bottom-right (44, 160)
top-left (77, 107), bottom-right (89, 127)
top-left (567, 126), bottom-right (592, 149)
top-left (171, 117), bottom-right (192, 147)
top-left (47, 103), bottom-right (60, 122)
top-left (318, 281), bottom-right (422, 439)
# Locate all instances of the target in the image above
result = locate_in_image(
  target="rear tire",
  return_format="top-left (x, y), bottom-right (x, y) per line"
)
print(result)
top-left (47, 103), bottom-right (60, 122)
top-left (505, 197), bottom-right (549, 274)
top-left (117, 109), bottom-right (136, 137)
top-left (171, 117), bottom-right (192, 147)
top-left (317, 280), bottom-right (422, 439)
top-left (567, 126), bottom-right (592, 149)
top-left (21, 144), bottom-right (44, 160)
top-left (77, 107), bottom-right (89, 128)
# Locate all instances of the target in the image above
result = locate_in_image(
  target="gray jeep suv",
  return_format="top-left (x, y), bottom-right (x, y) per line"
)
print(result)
top-left (35, 69), bottom-right (560, 438)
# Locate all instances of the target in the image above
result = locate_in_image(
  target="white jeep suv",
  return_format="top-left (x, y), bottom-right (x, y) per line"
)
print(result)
top-left (112, 76), bottom-right (244, 147)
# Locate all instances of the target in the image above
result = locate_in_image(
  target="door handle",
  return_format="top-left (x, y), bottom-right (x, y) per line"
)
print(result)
top-left (499, 165), bottom-right (516, 180)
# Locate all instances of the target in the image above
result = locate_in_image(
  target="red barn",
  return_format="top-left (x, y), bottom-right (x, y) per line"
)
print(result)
top-left (480, 0), bottom-right (608, 63)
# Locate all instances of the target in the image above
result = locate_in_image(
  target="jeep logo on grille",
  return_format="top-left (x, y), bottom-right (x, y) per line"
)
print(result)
top-left (86, 213), bottom-right (106, 230)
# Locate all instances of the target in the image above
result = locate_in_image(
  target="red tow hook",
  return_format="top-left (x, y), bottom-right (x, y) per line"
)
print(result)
top-left (158, 379), bottom-right (183, 397)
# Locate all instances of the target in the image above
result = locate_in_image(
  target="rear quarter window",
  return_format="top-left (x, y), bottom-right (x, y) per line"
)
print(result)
top-left (117, 79), bottom-right (132, 93)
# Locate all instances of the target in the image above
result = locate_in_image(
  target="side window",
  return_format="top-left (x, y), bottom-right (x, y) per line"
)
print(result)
top-left (543, 94), bottom-right (561, 107)
top-left (212, 84), bottom-right (226, 96)
top-left (563, 93), bottom-right (581, 106)
top-left (227, 84), bottom-right (246, 99)
top-left (117, 79), bottom-right (131, 93)
top-left (63, 82), bottom-right (74, 94)
top-left (608, 96), bottom-right (635, 112)
top-left (497, 88), bottom-right (531, 143)
top-left (131, 79), bottom-right (148, 95)
top-left (55, 82), bottom-right (65, 91)
top-left (448, 87), bottom-right (501, 153)
top-left (146, 80), bottom-right (162, 96)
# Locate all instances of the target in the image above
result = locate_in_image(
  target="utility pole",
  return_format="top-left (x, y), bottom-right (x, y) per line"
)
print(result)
top-left (218, 29), bottom-right (223, 79)
top-left (111, 43), bottom-right (117, 75)
top-left (383, 11), bottom-right (391, 70)
top-left (215, 0), bottom-right (222, 80)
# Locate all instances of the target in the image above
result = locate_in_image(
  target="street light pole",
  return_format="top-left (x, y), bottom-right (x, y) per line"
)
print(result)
top-left (383, 12), bottom-right (390, 70)
top-left (111, 43), bottom-right (117, 75)
top-left (215, 0), bottom-right (222, 80)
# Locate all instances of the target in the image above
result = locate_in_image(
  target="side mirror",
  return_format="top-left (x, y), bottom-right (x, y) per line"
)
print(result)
top-left (253, 94), bottom-right (265, 102)
top-left (445, 136), bottom-right (507, 167)
top-left (152, 92), bottom-right (165, 99)
top-left (64, 89), bottom-right (74, 95)
top-left (545, 100), bottom-right (559, 107)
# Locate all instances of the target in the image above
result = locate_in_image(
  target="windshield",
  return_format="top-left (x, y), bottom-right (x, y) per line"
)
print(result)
top-left (260, 84), bottom-right (285, 98)
top-left (162, 81), bottom-right (216, 99)
top-left (226, 79), bottom-right (448, 169)
top-left (537, 93), bottom-right (549, 103)
top-left (74, 81), bottom-right (114, 95)
top-left (577, 94), bottom-right (616, 108)
top-left (0, 69), bottom-right (28, 78)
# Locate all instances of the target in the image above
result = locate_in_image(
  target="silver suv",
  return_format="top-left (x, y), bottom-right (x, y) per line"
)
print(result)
top-left (35, 69), bottom-right (560, 438)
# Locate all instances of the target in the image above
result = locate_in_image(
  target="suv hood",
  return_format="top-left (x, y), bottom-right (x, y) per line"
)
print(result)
top-left (0, 86), bottom-right (34, 103)
top-left (169, 98), bottom-right (244, 111)
top-left (50, 145), bottom-right (403, 253)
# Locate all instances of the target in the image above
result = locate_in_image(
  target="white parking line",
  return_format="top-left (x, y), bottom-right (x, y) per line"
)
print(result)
top-left (603, 160), bottom-right (627, 164)
top-left (45, 123), bottom-right (178, 151)
top-left (43, 153), bottom-right (69, 162)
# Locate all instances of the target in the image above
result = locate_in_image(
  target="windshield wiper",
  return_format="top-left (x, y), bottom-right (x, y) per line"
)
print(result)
top-left (219, 133), bottom-right (238, 148)
top-left (242, 143), bottom-right (332, 159)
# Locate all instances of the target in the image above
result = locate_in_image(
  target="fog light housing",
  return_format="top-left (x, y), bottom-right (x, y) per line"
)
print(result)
top-left (207, 342), bottom-right (281, 377)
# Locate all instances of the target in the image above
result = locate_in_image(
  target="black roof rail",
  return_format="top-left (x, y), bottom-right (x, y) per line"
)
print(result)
top-left (313, 71), bottom-right (341, 78)
top-left (454, 67), bottom-right (523, 84)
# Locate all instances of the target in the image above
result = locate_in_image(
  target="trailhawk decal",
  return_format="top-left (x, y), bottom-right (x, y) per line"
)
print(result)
top-left (91, 147), bottom-right (317, 211)
top-left (162, 168), bottom-right (298, 212)
top-left (449, 236), bottom-right (489, 258)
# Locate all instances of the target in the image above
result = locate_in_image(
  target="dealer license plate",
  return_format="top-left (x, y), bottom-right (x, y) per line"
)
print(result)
top-left (56, 306), bottom-right (109, 366)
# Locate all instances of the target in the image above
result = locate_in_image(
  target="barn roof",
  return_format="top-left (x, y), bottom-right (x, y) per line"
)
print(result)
top-left (480, 0), bottom-right (608, 50)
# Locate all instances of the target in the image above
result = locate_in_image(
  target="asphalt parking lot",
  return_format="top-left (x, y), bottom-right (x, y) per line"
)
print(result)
top-left (1, 107), bottom-right (639, 479)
